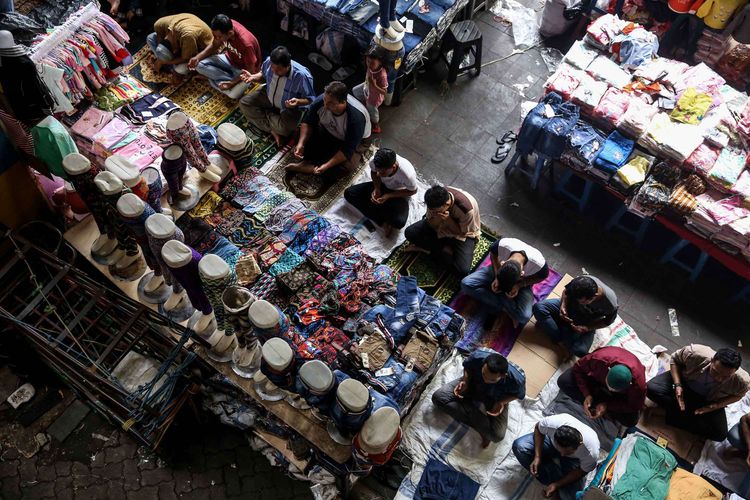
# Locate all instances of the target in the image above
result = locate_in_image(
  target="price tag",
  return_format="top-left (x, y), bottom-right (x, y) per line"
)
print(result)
top-left (375, 367), bottom-right (395, 377)
top-left (656, 436), bottom-right (669, 448)
top-left (405, 358), bottom-right (415, 372)
top-left (544, 104), bottom-right (555, 118)
top-left (361, 352), bottom-right (370, 369)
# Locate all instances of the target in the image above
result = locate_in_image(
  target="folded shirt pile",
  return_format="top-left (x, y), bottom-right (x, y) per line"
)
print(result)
top-left (683, 142), bottom-right (720, 175)
top-left (708, 148), bottom-right (747, 192)
top-left (594, 130), bottom-right (635, 179)
top-left (587, 55), bottom-right (633, 88)
top-left (617, 96), bottom-right (657, 137)
top-left (545, 64), bottom-right (585, 100)
top-left (593, 88), bottom-right (632, 127)
top-left (571, 73), bottom-right (609, 113)
top-left (563, 40), bottom-right (601, 70)
top-left (639, 113), bottom-right (704, 162)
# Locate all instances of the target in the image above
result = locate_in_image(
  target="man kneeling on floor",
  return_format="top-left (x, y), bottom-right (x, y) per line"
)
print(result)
top-left (461, 237), bottom-right (549, 328)
top-left (432, 349), bottom-right (525, 448)
top-left (647, 344), bottom-right (749, 442)
top-left (343, 147), bottom-right (417, 237)
top-left (286, 81), bottom-right (371, 180)
top-left (405, 185), bottom-right (480, 277)
top-left (558, 346), bottom-right (646, 427)
top-left (513, 414), bottom-right (600, 500)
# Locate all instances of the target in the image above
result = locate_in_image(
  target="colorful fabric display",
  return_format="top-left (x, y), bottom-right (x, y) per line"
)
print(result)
top-left (675, 63), bottom-right (725, 104)
top-left (668, 185), bottom-right (698, 214)
top-left (670, 87), bottom-right (714, 124)
top-left (592, 88), bottom-right (631, 128)
top-left (585, 14), bottom-right (629, 49)
top-left (594, 130), bottom-right (635, 178)
top-left (732, 169), bottom-right (750, 201)
top-left (683, 143), bottom-right (720, 175)
top-left (616, 155), bottom-right (650, 187)
top-left (94, 76), bottom-right (151, 111)
top-left (112, 134), bottom-right (163, 170)
top-left (611, 26), bottom-right (659, 69)
top-left (708, 149), bottom-right (747, 191)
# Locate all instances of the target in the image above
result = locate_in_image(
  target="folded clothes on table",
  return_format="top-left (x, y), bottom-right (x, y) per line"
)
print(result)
top-left (592, 88), bottom-right (631, 128)
top-left (594, 130), bottom-right (635, 177)
top-left (561, 121), bottom-right (607, 171)
top-left (708, 149), bottom-right (747, 192)
top-left (683, 142), bottom-right (720, 175)
top-left (563, 40), bottom-right (601, 70)
top-left (617, 96), bottom-right (656, 138)
top-left (544, 64), bottom-right (585, 100)
top-left (571, 73), bottom-right (609, 113)
top-left (633, 58), bottom-right (688, 87)
top-left (640, 113), bottom-right (703, 162)
top-left (587, 55), bottom-right (633, 88)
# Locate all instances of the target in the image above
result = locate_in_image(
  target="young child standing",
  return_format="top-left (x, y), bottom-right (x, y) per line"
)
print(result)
top-left (353, 47), bottom-right (388, 134)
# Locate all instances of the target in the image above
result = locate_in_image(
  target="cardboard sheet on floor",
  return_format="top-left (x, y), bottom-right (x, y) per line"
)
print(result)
top-left (507, 274), bottom-right (572, 398)
top-left (637, 407), bottom-right (705, 464)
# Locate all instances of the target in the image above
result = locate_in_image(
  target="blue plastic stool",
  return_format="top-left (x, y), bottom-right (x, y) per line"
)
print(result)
top-left (605, 205), bottom-right (651, 248)
top-left (554, 169), bottom-right (594, 213)
top-left (731, 283), bottom-right (750, 304)
top-left (505, 151), bottom-right (549, 191)
top-left (659, 239), bottom-right (709, 282)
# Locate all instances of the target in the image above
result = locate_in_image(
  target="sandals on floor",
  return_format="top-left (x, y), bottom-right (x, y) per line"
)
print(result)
top-left (496, 130), bottom-right (517, 145)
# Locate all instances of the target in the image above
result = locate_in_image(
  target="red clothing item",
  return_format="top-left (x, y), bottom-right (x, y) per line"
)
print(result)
top-left (573, 346), bottom-right (647, 414)
top-left (365, 67), bottom-right (388, 108)
top-left (225, 20), bottom-right (262, 72)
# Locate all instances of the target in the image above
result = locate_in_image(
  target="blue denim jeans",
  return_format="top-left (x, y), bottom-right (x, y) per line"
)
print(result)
top-left (566, 121), bottom-right (606, 167)
top-left (196, 54), bottom-right (243, 90)
top-left (532, 299), bottom-right (594, 357)
top-left (375, 356), bottom-right (419, 403)
top-left (329, 385), bottom-right (374, 435)
top-left (517, 92), bottom-right (563, 155)
top-left (537, 101), bottom-right (580, 160)
top-left (512, 433), bottom-right (583, 500)
top-left (728, 423), bottom-right (749, 454)
top-left (414, 457), bottom-right (480, 499)
top-left (461, 266), bottom-right (535, 325)
top-left (295, 373), bottom-right (339, 413)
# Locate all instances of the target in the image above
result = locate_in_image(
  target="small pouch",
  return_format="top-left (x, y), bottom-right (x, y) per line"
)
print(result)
top-left (277, 261), bottom-right (316, 294)
top-left (235, 252), bottom-right (261, 286)
top-left (399, 330), bottom-right (439, 374)
top-left (357, 328), bottom-right (391, 372)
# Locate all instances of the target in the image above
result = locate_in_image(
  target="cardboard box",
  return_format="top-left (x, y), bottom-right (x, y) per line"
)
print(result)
top-left (507, 274), bottom-right (573, 399)
top-left (637, 407), bottom-right (706, 464)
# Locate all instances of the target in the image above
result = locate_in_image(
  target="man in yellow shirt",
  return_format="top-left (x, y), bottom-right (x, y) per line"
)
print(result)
top-left (147, 14), bottom-right (213, 75)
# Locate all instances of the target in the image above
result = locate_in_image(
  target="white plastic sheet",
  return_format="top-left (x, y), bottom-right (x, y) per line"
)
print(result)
top-left (490, 0), bottom-right (543, 49)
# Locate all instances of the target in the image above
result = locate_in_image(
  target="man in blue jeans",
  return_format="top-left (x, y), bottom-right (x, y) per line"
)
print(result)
top-left (432, 349), bottom-right (525, 448)
top-left (460, 237), bottom-right (548, 327)
top-left (533, 275), bottom-right (618, 357)
top-left (512, 414), bottom-right (600, 500)
top-left (728, 412), bottom-right (750, 468)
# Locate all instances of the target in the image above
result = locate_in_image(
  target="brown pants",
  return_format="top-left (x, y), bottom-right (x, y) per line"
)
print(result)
top-left (239, 89), bottom-right (303, 137)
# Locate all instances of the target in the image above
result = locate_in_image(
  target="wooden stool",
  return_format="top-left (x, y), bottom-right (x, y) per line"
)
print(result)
top-left (659, 238), bottom-right (709, 282)
top-left (554, 169), bottom-right (594, 213)
top-left (441, 20), bottom-right (482, 84)
top-left (605, 204), bottom-right (651, 248)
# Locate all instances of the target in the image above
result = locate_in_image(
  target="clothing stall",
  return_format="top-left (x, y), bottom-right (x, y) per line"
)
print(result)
top-left (515, 14), bottom-right (750, 292)
top-left (0, 3), bottom-right (468, 495)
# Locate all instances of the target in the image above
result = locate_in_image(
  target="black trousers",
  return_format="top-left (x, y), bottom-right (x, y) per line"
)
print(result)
top-left (646, 371), bottom-right (728, 441)
top-left (343, 182), bottom-right (410, 228)
top-left (404, 220), bottom-right (477, 277)
top-left (303, 128), bottom-right (360, 181)
top-left (557, 368), bottom-right (640, 427)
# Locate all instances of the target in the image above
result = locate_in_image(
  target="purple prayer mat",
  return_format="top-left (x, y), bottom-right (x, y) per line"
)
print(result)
top-left (451, 256), bottom-right (562, 355)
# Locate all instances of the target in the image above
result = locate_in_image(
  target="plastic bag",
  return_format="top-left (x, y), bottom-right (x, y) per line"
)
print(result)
top-left (0, 12), bottom-right (45, 45)
top-left (539, 0), bottom-right (577, 37)
top-left (491, 0), bottom-right (542, 49)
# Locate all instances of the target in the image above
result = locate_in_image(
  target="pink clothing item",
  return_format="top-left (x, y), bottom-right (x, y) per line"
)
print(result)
top-left (706, 195), bottom-right (747, 225)
top-left (113, 135), bottom-right (164, 170)
top-left (732, 169), bottom-right (750, 199)
top-left (70, 108), bottom-right (115, 140)
top-left (365, 67), bottom-right (388, 107)
top-left (593, 88), bottom-right (631, 128)
top-left (545, 64), bottom-right (584, 100)
top-left (683, 143), bottom-right (720, 175)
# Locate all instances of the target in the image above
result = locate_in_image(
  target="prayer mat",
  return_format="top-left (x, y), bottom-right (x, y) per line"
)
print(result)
top-left (451, 258), bottom-right (562, 355)
top-left (167, 78), bottom-right (239, 127)
top-left (217, 108), bottom-right (281, 170)
top-left (126, 46), bottom-right (188, 97)
top-left (384, 227), bottom-right (496, 304)
top-left (263, 145), bottom-right (375, 214)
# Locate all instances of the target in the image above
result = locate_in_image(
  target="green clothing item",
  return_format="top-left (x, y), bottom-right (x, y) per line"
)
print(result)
top-left (31, 116), bottom-right (78, 179)
top-left (670, 87), bottom-right (713, 125)
top-left (611, 437), bottom-right (677, 500)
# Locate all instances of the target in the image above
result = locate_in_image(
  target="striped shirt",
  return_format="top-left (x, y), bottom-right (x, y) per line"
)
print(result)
top-left (262, 58), bottom-right (316, 111)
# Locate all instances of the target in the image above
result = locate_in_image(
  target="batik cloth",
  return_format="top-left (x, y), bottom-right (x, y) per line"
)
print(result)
top-left (188, 191), bottom-right (223, 219)
top-left (201, 271), bottom-right (236, 333)
top-left (167, 247), bottom-right (213, 314)
top-left (253, 191), bottom-right (295, 222)
top-left (287, 217), bottom-right (332, 254)
top-left (228, 216), bottom-right (264, 247)
top-left (207, 236), bottom-right (241, 270)
top-left (296, 324), bottom-right (350, 364)
top-left (205, 202), bottom-right (245, 237)
top-left (278, 209), bottom-right (320, 244)
top-left (264, 198), bottom-right (308, 232)
top-left (257, 237), bottom-right (288, 269)
top-left (268, 249), bottom-right (305, 276)
top-left (303, 225), bottom-right (343, 258)
top-left (218, 167), bottom-right (262, 201)
top-left (166, 118), bottom-right (210, 172)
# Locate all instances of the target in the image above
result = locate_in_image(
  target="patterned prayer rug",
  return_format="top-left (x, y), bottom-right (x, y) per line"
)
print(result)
top-left (264, 145), bottom-right (375, 214)
top-left (217, 108), bottom-right (281, 170)
top-left (384, 228), bottom-right (497, 304)
top-left (126, 46), bottom-right (188, 97)
top-left (451, 258), bottom-right (563, 356)
top-left (167, 78), bottom-right (240, 127)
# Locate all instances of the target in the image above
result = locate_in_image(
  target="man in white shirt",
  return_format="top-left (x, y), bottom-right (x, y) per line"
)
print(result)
top-left (343, 147), bottom-right (418, 236)
top-left (460, 237), bottom-right (549, 327)
top-left (512, 414), bottom-right (600, 500)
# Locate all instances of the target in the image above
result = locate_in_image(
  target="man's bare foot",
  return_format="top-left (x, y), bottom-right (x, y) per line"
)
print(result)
top-left (285, 161), bottom-right (315, 174)
top-left (404, 244), bottom-right (429, 254)
top-left (271, 131), bottom-right (283, 147)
